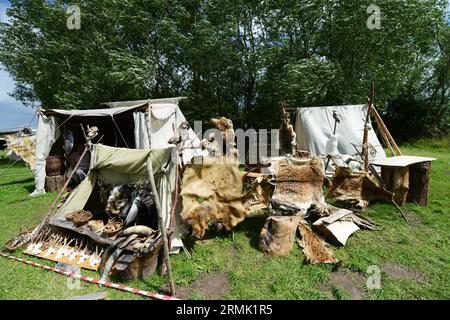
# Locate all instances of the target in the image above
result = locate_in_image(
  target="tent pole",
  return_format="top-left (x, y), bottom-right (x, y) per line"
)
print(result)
top-left (146, 159), bottom-right (176, 296)
top-left (363, 84), bottom-right (375, 172)
top-left (370, 107), bottom-right (402, 156)
top-left (32, 145), bottom-right (90, 241)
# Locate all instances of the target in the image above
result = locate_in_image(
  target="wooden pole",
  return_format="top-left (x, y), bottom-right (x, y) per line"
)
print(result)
top-left (147, 101), bottom-right (176, 296)
top-left (362, 84), bottom-right (375, 172)
top-left (32, 145), bottom-right (90, 241)
top-left (146, 159), bottom-right (176, 296)
top-left (370, 107), bottom-right (402, 156)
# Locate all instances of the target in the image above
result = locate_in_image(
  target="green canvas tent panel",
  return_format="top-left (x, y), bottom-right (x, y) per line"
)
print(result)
top-left (49, 144), bottom-right (187, 250)
top-left (57, 144), bottom-right (172, 214)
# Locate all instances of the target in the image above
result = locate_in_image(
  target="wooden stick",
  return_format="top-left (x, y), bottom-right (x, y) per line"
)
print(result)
top-left (362, 85), bottom-right (374, 172)
top-left (32, 146), bottom-right (90, 241)
top-left (370, 107), bottom-right (402, 156)
top-left (146, 159), bottom-right (176, 296)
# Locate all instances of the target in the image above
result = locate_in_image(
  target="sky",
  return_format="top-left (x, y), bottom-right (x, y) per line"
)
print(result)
top-left (0, 0), bottom-right (37, 131)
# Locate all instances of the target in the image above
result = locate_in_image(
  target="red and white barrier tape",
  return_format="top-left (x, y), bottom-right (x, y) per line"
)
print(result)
top-left (0, 253), bottom-right (179, 300)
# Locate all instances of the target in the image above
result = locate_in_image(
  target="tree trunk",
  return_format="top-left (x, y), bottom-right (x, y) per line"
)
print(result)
top-left (45, 175), bottom-right (66, 193)
top-left (407, 161), bottom-right (431, 206)
top-left (381, 166), bottom-right (409, 206)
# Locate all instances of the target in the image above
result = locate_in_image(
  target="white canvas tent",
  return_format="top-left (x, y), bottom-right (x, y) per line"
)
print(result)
top-left (295, 104), bottom-right (387, 167)
top-left (33, 98), bottom-right (202, 250)
top-left (33, 98), bottom-right (201, 195)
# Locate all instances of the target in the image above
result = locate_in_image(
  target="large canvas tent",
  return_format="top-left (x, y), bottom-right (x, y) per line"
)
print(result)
top-left (33, 98), bottom-right (200, 196)
top-left (295, 104), bottom-right (387, 164)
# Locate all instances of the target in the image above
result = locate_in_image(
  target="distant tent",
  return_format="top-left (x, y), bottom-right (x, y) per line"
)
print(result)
top-left (33, 98), bottom-right (201, 195)
top-left (5, 131), bottom-right (36, 167)
top-left (295, 104), bottom-right (386, 167)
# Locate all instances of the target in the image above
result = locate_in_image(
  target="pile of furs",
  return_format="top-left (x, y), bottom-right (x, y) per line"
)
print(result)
top-left (104, 182), bottom-right (158, 229)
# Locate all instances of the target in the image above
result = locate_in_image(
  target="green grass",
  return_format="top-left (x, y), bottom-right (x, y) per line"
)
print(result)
top-left (0, 142), bottom-right (449, 300)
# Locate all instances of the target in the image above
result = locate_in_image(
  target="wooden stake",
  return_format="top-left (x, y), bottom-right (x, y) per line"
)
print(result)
top-left (370, 107), bottom-right (402, 156)
top-left (362, 84), bottom-right (375, 172)
top-left (32, 145), bottom-right (90, 241)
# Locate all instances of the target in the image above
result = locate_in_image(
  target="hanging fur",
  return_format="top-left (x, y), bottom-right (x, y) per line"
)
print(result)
top-left (279, 109), bottom-right (297, 156)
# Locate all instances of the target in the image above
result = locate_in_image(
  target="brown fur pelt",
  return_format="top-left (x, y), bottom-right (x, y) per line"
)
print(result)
top-left (210, 117), bottom-right (238, 160)
top-left (327, 167), bottom-right (393, 210)
top-left (180, 156), bottom-right (248, 238)
top-left (259, 215), bottom-right (302, 256)
top-left (271, 157), bottom-right (327, 215)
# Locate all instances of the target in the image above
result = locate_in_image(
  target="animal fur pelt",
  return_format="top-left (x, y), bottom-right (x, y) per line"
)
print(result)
top-left (5, 133), bottom-right (36, 169)
top-left (279, 109), bottom-right (297, 156)
top-left (327, 166), bottom-right (393, 211)
top-left (180, 156), bottom-right (248, 238)
top-left (259, 215), bottom-right (302, 256)
top-left (271, 157), bottom-right (327, 215)
top-left (208, 117), bottom-right (239, 160)
top-left (105, 182), bottom-right (157, 229)
top-left (297, 222), bottom-right (338, 265)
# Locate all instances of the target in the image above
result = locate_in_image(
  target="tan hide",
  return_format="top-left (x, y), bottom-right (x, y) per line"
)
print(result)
top-left (271, 157), bottom-right (327, 214)
top-left (5, 134), bottom-right (36, 169)
top-left (242, 176), bottom-right (273, 213)
top-left (259, 215), bottom-right (302, 256)
top-left (327, 167), bottom-right (393, 210)
top-left (180, 156), bottom-right (248, 238)
top-left (297, 222), bottom-right (338, 265)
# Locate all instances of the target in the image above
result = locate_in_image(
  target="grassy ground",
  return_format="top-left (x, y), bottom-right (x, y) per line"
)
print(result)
top-left (0, 142), bottom-right (449, 300)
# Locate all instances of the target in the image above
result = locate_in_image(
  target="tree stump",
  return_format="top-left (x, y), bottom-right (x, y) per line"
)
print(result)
top-left (45, 175), bottom-right (66, 193)
top-left (381, 166), bottom-right (409, 206)
top-left (407, 161), bottom-right (431, 206)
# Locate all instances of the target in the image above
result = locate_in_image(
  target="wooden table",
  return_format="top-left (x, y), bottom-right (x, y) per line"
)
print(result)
top-left (371, 156), bottom-right (436, 206)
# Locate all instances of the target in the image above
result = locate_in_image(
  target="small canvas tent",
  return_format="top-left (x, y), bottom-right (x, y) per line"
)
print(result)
top-left (32, 98), bottom-right (200, 196)
top-left (295, 104), bottom-right (387, 163)
top-left (48, 143), bottom-right (186, 250)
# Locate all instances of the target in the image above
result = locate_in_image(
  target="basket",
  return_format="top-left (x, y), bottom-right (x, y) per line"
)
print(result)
top-left (65, 210), bottom-right (92, 227)
top-left (73, 211), bottom-right (93, 227)
top-left (103, 219), bottom-right (123, 237)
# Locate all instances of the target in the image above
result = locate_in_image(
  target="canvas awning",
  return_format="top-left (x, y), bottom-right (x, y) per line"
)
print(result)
top-left (56, 144), bottom-right (172, 214)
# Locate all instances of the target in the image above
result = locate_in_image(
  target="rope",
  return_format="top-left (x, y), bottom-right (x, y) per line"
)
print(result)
top-left (0, 253), bottom-right (179, 300)
top-left (0, 158), bottom-right (22, 177)
top-left (27, 110), bottom-right (38, 128)
top-left (110, 115), bottom-right (129, 148)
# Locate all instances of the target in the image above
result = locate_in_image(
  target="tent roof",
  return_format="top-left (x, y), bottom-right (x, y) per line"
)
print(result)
top-left (39, 97), bottom-right (187, 118)
top-left (40, 104), bottom-right (147, 118)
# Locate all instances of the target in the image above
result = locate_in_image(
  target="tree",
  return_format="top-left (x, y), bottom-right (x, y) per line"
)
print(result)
top-left (0, 0), bottom-right (448, 138)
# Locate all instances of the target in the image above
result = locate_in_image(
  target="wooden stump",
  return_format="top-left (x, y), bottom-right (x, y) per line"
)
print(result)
top-left (381, 166), bottom-right (409, 206)
top-left (407, 161), bottom-right (431, 206)
top-left (45, 175), bottom-right (66, 193)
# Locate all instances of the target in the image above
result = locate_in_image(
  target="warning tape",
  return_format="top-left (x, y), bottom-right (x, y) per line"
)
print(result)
top-left (0, 253), bottom-right (179, 300)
